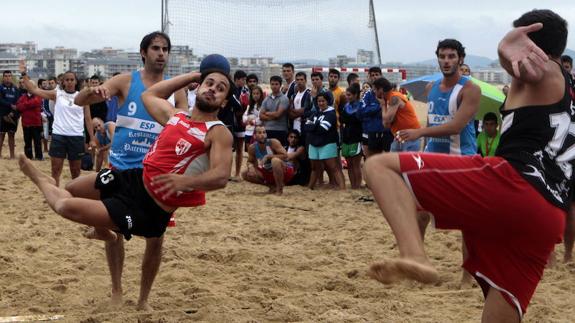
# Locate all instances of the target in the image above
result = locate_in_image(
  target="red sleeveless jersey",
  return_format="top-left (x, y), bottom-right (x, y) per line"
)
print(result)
top-left (143, 112), bottom-right (224, 207)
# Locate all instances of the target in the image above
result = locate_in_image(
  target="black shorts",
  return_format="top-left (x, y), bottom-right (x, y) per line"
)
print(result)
top-left (0, 115), bottom-right (18, 133)
top-left (95, 168), bottom-right (172, 240)
top-left (364, 131), bottom-right (394, 153)
top-left (49, 134), bottom-right (85, 160)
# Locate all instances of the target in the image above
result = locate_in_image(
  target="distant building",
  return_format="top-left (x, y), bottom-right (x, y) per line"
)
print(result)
top-left (329, 55), bottom-right (355, 67)
top-left (0, 42), bottom-right (37, 56)
top-left (36, 46), bottom-right (77, 59)
top-left (472, 68), bottom-right (512, 85)
top-left (0, 52), bottom-right (21, 74)
top-left (239, 57), bottom-right (273, 67)
top-left (357, 49), bottom-right (374, 66)
top-left (85, 58), bottom-right (142, 78)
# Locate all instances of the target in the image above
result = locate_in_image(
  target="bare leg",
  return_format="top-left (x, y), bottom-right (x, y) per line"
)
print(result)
top-left (137, 236), bottom-right (164, 311)
top-left (417, 211), bottom-right (431, 240)
top-left (19, 155), bottom-right (116, 228)
top-left (564, 203), bottom-right (575, 263)
top-left (364, 153), bottom-right (438, 284)
top-left (351, 155), bottom-right (363, 189)
top-left (346, 157), bottom-right (356, 189)
top-left (234, 138), bottom-right (244, 178)
top-left (51, 157), bottom-right (65, 187)
top-left (271, 157), bottom-right (285, 195)
top-left (8, 132), bottom-right (15, 159)
top-left (481, 288), bottom-right (520, 323)
top-left (0, 132), bottom-right (5, 158)
top-left (308, 160), bottom-right (322, 190)
top-left (324, 158), bottom-right (345, 190)
top-left (106, 237), bottom-right (125, 307)
top-left (69, 159), bottom-right (82, 179)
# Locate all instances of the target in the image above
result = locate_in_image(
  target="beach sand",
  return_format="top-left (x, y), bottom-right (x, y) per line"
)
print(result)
top-left (1, 110), bottom-right (574, 322)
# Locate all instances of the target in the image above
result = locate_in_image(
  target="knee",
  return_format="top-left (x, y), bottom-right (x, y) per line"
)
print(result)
top-left (271, 157), bottom-right (283, 168)
top-left (364, 154), bottom-right (397, 175)
top-left (145, 237), bottom-right (164, 252)
top-left (54, 198), bottom-right (74, 217)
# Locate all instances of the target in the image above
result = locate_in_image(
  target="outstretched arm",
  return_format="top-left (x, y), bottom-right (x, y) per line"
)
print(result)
top-left (22, 76), bottom-right (56, 101)
top-left (141, 72), bottom-right (201, 126)
top-left (74, 73), bottom-right (128, 106)
top-left (498, 23), bottom-right (548, 83)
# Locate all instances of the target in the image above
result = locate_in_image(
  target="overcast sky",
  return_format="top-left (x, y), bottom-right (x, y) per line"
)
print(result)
top-left (1, 0), bottom-right (574, 63)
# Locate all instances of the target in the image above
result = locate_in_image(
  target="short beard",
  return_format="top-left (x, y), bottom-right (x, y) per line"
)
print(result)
top-left (195, 95), bottom-right (221, 113)
top-left (441, 65), bottom-right (459, 77)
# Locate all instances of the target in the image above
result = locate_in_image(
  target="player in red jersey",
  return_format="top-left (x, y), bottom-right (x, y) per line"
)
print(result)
top-left (18, 67), bottom-right (234, 288)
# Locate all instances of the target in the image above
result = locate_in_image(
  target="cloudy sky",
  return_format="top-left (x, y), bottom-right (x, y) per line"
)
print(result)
top-left (1, 0), bottom-right (574, 63)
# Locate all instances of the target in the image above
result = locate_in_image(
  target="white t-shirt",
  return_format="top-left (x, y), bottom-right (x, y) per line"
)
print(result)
top-left (52, 89), bottom-right (85, 137)
top-left (292, 90), bottom-right (306, 132)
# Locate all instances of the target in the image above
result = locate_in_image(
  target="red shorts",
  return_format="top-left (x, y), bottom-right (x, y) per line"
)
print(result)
top-left (258, 165), bottom-right (295, 185)
top-left (399, 153), bottom-right (565, 316)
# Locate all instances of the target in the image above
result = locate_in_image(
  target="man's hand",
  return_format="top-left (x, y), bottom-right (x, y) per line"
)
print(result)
top-left (396, 129), bottom-right (421, 143)
top-left (498, 23), bottom-right (548, 78)
top-left (88, 85), bottom-right (112, 101)
top-left (151, 173), bottom-right (192, 200)
top-left (89, 138), bottom-right (98, 151)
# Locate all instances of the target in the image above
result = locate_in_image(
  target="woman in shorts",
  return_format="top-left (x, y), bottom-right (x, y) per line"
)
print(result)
top-left (242, 85), bottom-right (263, 151)
top-left (304, 92), bottom-right (345, 190)
top-left (23, 71), bottom-right (96, 186)
top-left (340, 83), bottom-right (363, 189)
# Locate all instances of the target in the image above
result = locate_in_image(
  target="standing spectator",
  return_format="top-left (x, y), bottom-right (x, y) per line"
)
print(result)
top-left (231, 70), bottom-right (250, 179)
top-left (307, 71), bottom-right (334, 116)
top-left (22, 71), bottom-right (97, 186)
top-left (459, 63), bottom-right (471, 76)
top-left (328, 68), bottom-right (346, 118)
top-left (288, 72), bottom-right (311, 134)
top-left (476, 112), bottom-right (500, 157)
top-left (260, 76), bottom-right (289, 146)
top-left (281, 63), bottom-right (296, 98)
top-left (374, 77), bottom-right (422, 152)
top-left (16, 82), bottom-right (43, 160)
top-left (246, 73), bottom-right (259, 90)
top-left (39, 79), bottom-right (53, 153)
top-left (357, 67), bottom-right (393, 157)
top-left (242, 85), bottom-right (264, 150)
top-left (347, 73), bottom-right (360, 87)
top-left (340, 84), bottom-right (363, 189)
top-left (305, 92), bottom-right (345, 190)
top-left (0, 71), bottom-right (20, 159)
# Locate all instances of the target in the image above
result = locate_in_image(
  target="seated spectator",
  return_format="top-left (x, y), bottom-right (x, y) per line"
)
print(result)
top-left (476, 112), bottom-right (500, 157)
top-left (16, 86), bottom-right (43, 160)
top-left (304, 92), bottom-right (345, 190)
top-left (285, 129), bottom-right (310, 186)
top-left (340, 84), bottom-right (363, 189)
top-left (92, 117), bottom-right (111, 171)
top-left (242, 85), bottom-right (264, 151)
top-left (242, 125), bottom-right (294, 195)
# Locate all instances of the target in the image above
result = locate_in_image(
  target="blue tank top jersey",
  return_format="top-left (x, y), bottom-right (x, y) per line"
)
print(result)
top-left (109, 71), bottom-right (167, 170)
top-left (254, 140), bottom-right (273, 170)
top-left (425, 76), bottom-right (476, 155)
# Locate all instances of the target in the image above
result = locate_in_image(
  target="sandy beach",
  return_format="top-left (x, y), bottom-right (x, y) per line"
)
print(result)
top-left (1, 104), bottom-right (574, 322)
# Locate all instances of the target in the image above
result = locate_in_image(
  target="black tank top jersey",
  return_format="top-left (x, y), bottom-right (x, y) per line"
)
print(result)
top-left (496, 61), bottom-right (575, 210)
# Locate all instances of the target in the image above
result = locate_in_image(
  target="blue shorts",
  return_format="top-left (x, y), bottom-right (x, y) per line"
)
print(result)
top-left (308, 143), bottom-right (338, 160)
top-left (49, 134), bottom-right (85, 160)
top-left (390, 138), bottom-right (422, 152)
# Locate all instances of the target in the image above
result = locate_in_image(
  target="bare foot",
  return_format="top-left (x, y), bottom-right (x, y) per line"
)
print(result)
top-left (83, 227), bottom-right (118, 242)
top-left (19, 154), bottom-right (56, 186)
top-left (564, 253), bottom-right (573, 263)
top-left (136, 301), bottom-right (153, 311)
top-left (110, 292), bottom-right (123, 309)
top-left (369, 258), bottom-right (439, 284)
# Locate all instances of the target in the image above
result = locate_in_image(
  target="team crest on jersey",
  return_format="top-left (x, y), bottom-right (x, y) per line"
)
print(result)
top-left (175, 138), bottom-right (192, 156)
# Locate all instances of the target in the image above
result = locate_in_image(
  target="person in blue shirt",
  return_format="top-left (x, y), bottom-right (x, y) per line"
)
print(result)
top-left (0, 70), bottom-right (20, 159)
top-left (73, 32), bottom-right (188, 311)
